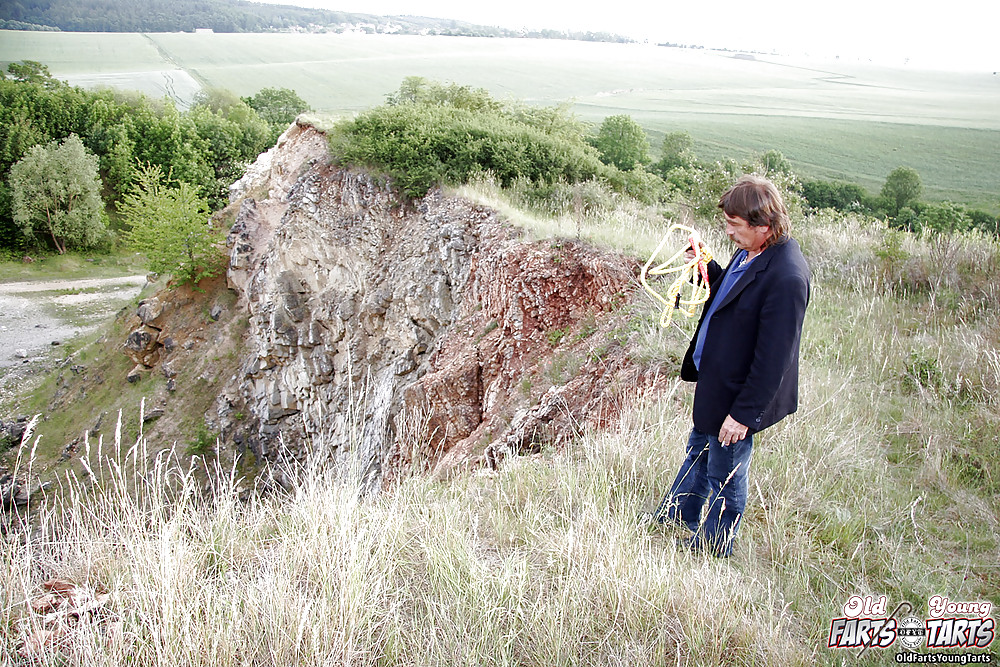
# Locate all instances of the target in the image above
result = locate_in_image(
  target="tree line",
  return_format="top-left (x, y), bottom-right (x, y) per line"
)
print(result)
top-left (3, 68), bottom-right (996, 284)
top-left (0, 0), bottom-right (633, 41)
top-left (0, 61), bottom-right (311, 275)
top-left (2, 0), bottom-right (410, 33)
top-left (333, 80), bottom-right (999, 237)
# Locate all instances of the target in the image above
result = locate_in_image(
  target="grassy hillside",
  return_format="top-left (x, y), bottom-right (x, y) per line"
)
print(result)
top-left (3, 176), bottom-right (998, 664)
top-left (1, 35), bottom-right (998, 663)
top-left (1, 31), bottom-right (998, 209)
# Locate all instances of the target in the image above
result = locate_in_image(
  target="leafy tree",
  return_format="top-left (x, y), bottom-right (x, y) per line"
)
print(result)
top-left (760, 149), bottom-right (791, 175)
top-left (653, 131), bottom-right (695, 174)
top-left (589, 114), bottom-right (650, 171)
top-left (9, 134), bottom-right (106, 253)
top-left (189, 95), bottom-right (270, 207)
top-left (330, 80), bottom-right (613, 199)
top-left (895, 206), bottom-right (918, 231)
top-left (881, 166), bottom-right (923, 215)
top-left (243, 87), bottom-right (312, 140)
top-left (118, 163), bottom-right (223, 285)
top-left (801, 179), bottom-right (872, 213)
top-left (968, 208), bottom-right (999, 236)
top-left (385, 76), bottom-right (504, 113)
top-left (6, 60), bottom-right (61, 89)
top-left (192, 87), bottom-right (245, 113)
top-left (916, 201), bottom-right (971, 234)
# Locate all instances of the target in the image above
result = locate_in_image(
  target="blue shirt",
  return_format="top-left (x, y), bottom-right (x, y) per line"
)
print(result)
top-left (692, 249), bottom-right (753, 371)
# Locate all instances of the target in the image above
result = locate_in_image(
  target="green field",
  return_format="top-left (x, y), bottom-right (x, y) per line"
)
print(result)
top-left (2, 30), bottom-right (998, 209)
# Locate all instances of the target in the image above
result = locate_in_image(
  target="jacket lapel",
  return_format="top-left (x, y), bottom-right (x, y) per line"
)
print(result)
top-left (715, 244), bottom-right (777, 311)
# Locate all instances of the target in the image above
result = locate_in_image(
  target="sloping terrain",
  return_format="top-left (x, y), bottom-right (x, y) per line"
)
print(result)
top-left (24, 121), bottom-right (675, 492)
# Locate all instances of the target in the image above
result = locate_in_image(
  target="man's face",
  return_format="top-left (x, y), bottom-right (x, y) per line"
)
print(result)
top-left (724, 213), bottom-right (770, 254)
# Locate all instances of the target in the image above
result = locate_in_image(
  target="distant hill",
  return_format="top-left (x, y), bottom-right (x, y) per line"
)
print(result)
top-left (0, 0), bottom-right (633, 42)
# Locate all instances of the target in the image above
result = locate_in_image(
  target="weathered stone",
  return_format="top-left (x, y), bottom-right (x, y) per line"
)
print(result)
top-left (0, 417), bottom-right (29, 446)
top-left (84, 120), bottom-right (674, 492)
top-left (123, 325), bottom-right (160, 367)
top-left (137, 297), bottom-right (164, 325)
top-left (126, 365), bottom-right (144, 384)
top-left (91, 411), bottom-right (106, 435)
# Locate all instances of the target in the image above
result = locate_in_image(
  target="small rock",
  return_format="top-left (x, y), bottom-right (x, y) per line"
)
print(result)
top-left (137, 298), bottom-right (164, 325)
top-left (50, 341), bottom-right (61, 346)
top-left (126, 365), bottom-right (144, 384)
top-left (91, 412), bottom-right (106, 435)
top-left (210, 304), bottom-right (223, 321)
top-left (14, 349), bottom-right (28, 359)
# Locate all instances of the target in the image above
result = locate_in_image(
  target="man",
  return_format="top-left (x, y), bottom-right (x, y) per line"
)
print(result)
top-left (652, 174), bottom-right (810, 557)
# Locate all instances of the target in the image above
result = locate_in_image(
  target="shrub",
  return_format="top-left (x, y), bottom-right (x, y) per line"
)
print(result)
top-left (328, 79), bottom-right (677, 203)
top-left (118, 163), bottom-right (224, 285)
top-left (329, 101), bottom-right (610, 199)
top-left (9, 134), bottom-right (107, 253)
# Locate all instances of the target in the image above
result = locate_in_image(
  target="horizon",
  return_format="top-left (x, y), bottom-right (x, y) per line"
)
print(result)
top-left (276, 0), bottom-right (997, 73)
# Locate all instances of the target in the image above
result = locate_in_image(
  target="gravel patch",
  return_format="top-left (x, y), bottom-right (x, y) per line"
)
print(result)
top-left (0, 276), bottom-right (148, 406)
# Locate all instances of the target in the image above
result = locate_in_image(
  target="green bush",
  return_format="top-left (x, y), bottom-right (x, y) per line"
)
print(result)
top-left (186, 423), bottom-right (218, 457)
top-left (327, 78), bottom-right (677, 202)
top-left (118, 163), bottom-right (224, 285)
top-left (329, 102), bottom-right (611, 199)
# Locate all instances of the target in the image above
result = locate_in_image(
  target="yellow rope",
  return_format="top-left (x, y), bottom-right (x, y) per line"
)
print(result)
top-left (640, 223), bottom-right (714, 327)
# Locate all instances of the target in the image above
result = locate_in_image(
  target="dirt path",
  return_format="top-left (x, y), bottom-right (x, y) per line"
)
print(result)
top-left (0, 275), bottom-right (148, 406)
top-left (0, 275), bottom-right (148, 295)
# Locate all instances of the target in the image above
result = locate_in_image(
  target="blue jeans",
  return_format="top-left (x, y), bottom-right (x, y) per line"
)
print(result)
top-left (656, 427), bottom-right (753, 557)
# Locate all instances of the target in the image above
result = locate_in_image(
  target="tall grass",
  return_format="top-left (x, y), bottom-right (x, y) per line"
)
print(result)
top-left (3, 196), bottom-right (998, 665)
top-left (3, 394), bottom-right (813, 665)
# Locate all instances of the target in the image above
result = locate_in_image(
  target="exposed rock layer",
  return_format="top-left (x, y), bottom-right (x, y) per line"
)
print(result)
top-left (126, 121), bottom-right (671, 488)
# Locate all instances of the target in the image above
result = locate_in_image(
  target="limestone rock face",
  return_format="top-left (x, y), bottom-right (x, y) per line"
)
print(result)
top-left (133, 120), bottom-right (671, 490)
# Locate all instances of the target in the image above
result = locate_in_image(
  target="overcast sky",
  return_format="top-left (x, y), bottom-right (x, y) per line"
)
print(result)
top-left (285, 0), bottom-right (996, 71)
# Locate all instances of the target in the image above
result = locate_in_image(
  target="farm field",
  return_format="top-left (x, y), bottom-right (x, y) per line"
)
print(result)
top-left (2, 30), bottom-right (999, 209)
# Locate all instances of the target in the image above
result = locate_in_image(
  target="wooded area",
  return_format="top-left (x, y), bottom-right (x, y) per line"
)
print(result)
top-left (1, 66), bottom-right (996, 269)
top-left (0, 60), bottom-right (309, 257)
top-left (0, 0), bottom-right (632, 41)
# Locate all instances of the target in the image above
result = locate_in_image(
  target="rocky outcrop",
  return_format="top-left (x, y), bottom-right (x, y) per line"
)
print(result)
top-left (127, 120), bottom-right (672, 489)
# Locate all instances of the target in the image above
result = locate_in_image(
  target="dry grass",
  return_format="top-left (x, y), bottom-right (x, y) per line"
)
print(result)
top-left (3, 195), bottom-right (998, 666)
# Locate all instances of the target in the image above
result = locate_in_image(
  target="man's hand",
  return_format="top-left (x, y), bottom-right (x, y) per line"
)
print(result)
top-left (719, 414), bottom-right (749, 446)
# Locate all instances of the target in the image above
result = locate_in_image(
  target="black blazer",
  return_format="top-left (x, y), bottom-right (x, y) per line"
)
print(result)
top-left (680, 237), bottom-right (810, 435)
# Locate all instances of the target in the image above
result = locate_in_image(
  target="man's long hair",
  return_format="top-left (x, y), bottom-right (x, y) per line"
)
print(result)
top-left (718, 175), bottom-right (791, 248)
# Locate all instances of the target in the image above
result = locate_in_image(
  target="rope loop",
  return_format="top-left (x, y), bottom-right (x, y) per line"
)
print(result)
top-left (640, 223), bottom-right (714, 327)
